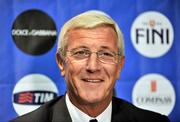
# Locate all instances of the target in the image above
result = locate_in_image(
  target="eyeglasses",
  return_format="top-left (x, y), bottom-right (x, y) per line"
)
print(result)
top-left (65, 48), bottom-right (120, 64)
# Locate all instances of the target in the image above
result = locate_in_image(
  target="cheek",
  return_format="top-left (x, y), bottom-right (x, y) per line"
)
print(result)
top-left (104, 65), bottom-right (117, 77)
top-left (64, 62), bottom-right (83, 85)
top-left (104, 65), bottom-right (120, 81)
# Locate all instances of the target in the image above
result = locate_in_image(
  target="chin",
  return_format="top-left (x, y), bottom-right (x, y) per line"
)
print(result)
top-left (81, 94), bottom-right (105, 104)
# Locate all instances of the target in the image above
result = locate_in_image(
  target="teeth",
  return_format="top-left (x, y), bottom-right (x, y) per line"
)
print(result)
top-left (86, 80), bottom-right (101, 83)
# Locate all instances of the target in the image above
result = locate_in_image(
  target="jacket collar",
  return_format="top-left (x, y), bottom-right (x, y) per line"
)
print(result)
top-left (51, 96), bottom-right (129, 122)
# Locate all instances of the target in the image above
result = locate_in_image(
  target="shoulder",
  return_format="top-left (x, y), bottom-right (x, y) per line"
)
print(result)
top-left (10, 96), bottom-right (64, 122)
top-left (112, 97), bottom-right (170, 122)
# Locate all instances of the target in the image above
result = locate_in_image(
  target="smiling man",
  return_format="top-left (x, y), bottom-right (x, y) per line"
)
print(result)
top-left (10, 10), bottom-right (170, 122)
top-left (58, 25), bottom-right (123, 120)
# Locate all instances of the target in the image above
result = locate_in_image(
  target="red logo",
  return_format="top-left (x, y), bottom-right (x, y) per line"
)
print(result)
top-left (18, 92), bottom-right (33, 103)
top-left (151, 80), bottom-right (157, 92)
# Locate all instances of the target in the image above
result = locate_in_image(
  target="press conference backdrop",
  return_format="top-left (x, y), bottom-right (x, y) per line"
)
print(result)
top-left (0, 0), bottom-right (179, 122)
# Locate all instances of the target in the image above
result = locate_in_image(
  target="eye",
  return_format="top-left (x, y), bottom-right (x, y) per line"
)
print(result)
top-left (74, 50), bottom-right (86, 54)
top-left (99, 51), bottom-right (114, 57)
top-left (72, 50), bottom-right (90, 57)
top-left (74, 50), bottom-right (85, 55)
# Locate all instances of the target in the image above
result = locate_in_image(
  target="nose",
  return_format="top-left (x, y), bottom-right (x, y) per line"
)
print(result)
top-left (86, 52), bottom-right (100, 73)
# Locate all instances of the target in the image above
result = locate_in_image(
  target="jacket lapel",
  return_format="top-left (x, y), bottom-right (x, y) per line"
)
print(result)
top-left (111, 97), bottom-right (131, 122)
top-left (52, 96), bottom-right (72, 122)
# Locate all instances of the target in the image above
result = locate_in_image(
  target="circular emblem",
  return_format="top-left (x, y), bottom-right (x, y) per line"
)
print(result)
top-left (12, 9), bottom-right (57, 55)
top-left (131, 11), bottom-right (174, 58)
top-left (12, 74), bottom-right (58, 115)
top-left (132, 73), bottom-right (175, 115)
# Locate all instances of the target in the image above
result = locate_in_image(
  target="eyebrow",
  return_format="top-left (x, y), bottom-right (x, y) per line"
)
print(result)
top-left (70, 45), bottom-right (116, 52)
top-left (99, 46), bottom-right (115, 52)
top-left (70, 46), bottom-right (89, 51)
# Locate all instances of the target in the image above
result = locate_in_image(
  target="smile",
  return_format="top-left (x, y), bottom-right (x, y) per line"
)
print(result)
top-left (82, 79), bottom-right (103, 83)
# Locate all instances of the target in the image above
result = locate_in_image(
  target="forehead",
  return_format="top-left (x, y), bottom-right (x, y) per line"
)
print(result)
top-left (66, 26), bottom-right (118, 50)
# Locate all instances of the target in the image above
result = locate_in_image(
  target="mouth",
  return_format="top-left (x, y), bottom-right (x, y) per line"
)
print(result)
top-left (82, 79), bottom-right (103, 83)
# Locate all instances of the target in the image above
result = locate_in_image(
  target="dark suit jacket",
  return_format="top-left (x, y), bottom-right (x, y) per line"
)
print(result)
top-left (10, 96), bottom-right (170, 122)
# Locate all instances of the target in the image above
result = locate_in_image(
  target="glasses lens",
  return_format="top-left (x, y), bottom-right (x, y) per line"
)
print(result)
top-left (70, 49), bottom-right (90, 60)
top-left (98, 50), bottom-right (116, 63)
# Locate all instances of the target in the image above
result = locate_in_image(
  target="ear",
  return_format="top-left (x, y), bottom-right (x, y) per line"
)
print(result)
top-left (119, 56), bottom-right (125, 70)
top-left (56, 53), bottom-right (66, 77)
top-left (115, 56), bottom-right (125, 80)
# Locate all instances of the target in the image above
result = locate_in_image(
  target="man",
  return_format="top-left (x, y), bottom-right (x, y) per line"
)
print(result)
top-left (10, 10), bottom-right (170, 122)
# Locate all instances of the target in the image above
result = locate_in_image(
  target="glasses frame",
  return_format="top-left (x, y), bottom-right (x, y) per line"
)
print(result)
top-left (64, 48), bottom-right (121, 64)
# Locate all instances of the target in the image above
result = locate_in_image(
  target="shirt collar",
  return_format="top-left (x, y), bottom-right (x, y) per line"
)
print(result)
top-left (65, 94), bottom-right (112, 122)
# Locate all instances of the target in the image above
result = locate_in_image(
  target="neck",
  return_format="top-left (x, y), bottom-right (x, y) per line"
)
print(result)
top-left (67, 92), bottom-right (112, 117)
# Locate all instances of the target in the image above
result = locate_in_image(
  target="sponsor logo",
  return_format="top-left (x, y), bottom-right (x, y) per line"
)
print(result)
top-left (13, 91), bottom-right (57, 105)
top-left (132, 73), bottom-right (175, 115)
top-left (131, 11), bottom-right (174, 58)
top-left (12, 74), bottom-right (58, 115)
top-left (12, 29), bottom-right (56, 36)
top-left (12, 9), bottom-right (57, 55)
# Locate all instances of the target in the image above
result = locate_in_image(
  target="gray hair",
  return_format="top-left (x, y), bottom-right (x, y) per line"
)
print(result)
top-left (57, 10), bottom-right (125, 56)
